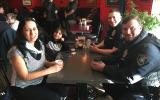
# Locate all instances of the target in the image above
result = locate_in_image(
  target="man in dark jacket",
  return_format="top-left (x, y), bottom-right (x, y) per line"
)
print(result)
top-left (90, 16), bottom-right (160, 100)
top-left (0, 21), bottom-right (16, 70)
top-left (43, 0), bottom-right (59, 34)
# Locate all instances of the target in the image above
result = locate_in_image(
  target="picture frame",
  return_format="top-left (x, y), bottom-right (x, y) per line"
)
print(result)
top-left (106, 0), bottom-right (119, 6)
top-left (22, 0), bottom-right (32, 6)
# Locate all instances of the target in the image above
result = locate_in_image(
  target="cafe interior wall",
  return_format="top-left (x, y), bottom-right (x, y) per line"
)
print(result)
top-left (6, 0), bottom-right (153, 40)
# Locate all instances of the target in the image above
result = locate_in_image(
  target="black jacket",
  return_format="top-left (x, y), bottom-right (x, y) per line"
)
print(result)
top-left (0, 22), bottom-right (16, 61)
top-left (103, 30), bottom-right (160, 86)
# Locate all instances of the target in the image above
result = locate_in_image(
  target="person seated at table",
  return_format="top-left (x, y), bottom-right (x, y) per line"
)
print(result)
top-left (90, 15), bottom-right (160, 100)
top-left (90, 9), bottom-right (123, 55)
top-left (7, 17), bottom-right (67, 100)
top-left (45, 24), bottom-right (68, 61)
top-left (6, 12), bottom-right (19, 31)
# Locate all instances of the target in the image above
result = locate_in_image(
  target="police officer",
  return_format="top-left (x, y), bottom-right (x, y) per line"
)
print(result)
top-left (90, 9), bottom-right (123, 55)
top-left (90, 15), bottom-right (160, 100)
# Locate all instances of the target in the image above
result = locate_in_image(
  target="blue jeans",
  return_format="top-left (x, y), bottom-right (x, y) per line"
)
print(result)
top-left (0, 88), bottom-right (12, 100)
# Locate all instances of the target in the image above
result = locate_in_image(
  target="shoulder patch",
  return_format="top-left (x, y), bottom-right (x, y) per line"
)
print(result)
top-left (137, 54), bottom-right (148, 66)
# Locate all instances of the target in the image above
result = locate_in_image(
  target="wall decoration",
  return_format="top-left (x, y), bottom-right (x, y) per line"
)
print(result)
top-left (23, 0), bottom-right (32, 5)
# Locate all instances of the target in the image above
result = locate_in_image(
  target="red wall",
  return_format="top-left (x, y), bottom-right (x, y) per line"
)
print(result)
top-left (7, 0), bottom-right (152, 19)
top-left (7, 0), bottom-right (43, 10)
top-left (6, 0), bottom-right (152, 40)
top-left (54, 0), bottom-right (100, 8)
top-left (7, 0), bottom-right (100, 9)
top-left (134, 0), bottom-right (152, 14)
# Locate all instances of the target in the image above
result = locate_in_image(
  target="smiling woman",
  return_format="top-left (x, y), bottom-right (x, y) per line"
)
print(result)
top-left (7, 17), bottom-right (67, 100)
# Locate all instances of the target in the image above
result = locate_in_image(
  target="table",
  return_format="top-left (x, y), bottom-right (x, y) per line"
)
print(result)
top-left (46, 49), bottom-right (109, 84)
top-left (46, 48), bottom-right (123, 99)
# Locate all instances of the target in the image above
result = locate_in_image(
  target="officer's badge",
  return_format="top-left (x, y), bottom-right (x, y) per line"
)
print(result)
top-left (122, 49), bottom-right (128, 58)
top-left (137, 54), bottom-right (148, 66)
top-left (111, 30), bottom-right (116, 36)
top-left (121, 49), bottom-right (128, 60)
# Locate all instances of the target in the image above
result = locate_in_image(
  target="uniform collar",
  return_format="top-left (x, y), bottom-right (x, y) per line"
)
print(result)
top-left (109, 22), bottom-right (122, 31)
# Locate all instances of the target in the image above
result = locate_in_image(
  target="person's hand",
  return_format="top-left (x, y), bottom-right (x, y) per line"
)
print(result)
top-left (61, 37), bottom-right (64, 42)
top-left (90, 61), bottom-right (105, 72)
top-left (112, 47), bottom-right (118, 52)
top-left (91, 43), bottom-right (96, 46)
top-left (46, 63), bottom-right (63, 74)
top-left (90, 45), bottom-right (99, 53)
top-left (54, 60), bottom-right (64, 66)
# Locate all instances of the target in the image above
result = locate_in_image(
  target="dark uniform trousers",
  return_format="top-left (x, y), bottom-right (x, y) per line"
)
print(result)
top-left (103, 83), bottom-right (160, 100)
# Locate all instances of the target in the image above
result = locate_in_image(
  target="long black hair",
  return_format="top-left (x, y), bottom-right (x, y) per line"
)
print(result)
top-left (13, 17), bottom-right (41, 57)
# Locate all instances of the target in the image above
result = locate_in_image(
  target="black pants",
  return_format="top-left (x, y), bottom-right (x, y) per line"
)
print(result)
top-left (103, 84), bottom-right (155, 100)
top-left (11, 84), bottom-right (61, 100)
top-left (46, 83), bottom-right (70, 97)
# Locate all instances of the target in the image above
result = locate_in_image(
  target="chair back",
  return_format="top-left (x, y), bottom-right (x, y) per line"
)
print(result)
top-left (0, 59), bottom-right (12, 100)
top-left (85, 22), bottom-right (102, 42)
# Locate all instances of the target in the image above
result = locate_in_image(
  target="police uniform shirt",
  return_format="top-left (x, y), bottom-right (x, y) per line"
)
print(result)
top-left (103, 30), bottom-right (160, 87)
top-left (104, 22), bottom-right (123, 49)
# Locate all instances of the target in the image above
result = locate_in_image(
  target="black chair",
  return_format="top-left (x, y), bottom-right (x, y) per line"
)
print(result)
top-left (0, 58), bottom-right (16, 100)
top-left (0, 59), bottom-right (10, 100)
top-left (85, 22), bottom-right (102, 42)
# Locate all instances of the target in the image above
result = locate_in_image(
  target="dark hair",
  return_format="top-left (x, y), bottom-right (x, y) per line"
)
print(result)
top-left (107, 8), bottom-right (122, 21)
top-left (122, 15), bottom-right (142, 26)
top-left (49, 24), bottom-right (64, 42)
top-left (13, 17), bottom-right (40, 57)
top-left (50, 25), bottom-right (62, 35)
top-left (15, 17), bottom-right (37, 43)
top-left (6, 13), bottom-right (17, 19)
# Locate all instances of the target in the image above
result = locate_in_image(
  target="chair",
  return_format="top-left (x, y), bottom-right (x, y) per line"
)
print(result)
top-left (0, 58), bottom-right (16, 100)
top-left (85, 22), bottom-right (102, 42)
top-left (0, 59), bottom-right (10, 100)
